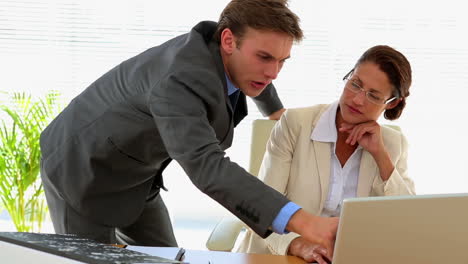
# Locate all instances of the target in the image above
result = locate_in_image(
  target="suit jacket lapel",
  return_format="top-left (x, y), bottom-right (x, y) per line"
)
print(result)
top-left (312, 140), bottom-right (332, 211)
top-left (207, 39), bottom-right (237, 149)
top-left (357, 150), bottom-right (378, 196)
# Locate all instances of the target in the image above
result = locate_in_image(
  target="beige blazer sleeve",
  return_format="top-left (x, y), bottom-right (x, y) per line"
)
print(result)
top-left (367, 127), bottom-right (416, 196)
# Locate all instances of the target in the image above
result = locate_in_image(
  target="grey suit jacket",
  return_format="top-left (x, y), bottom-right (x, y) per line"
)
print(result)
top-left (40, 21), bottom-right (289, 238)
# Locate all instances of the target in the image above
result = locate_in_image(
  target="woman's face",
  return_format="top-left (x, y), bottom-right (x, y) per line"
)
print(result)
top-left (339, 62), bottom-right (399, 124)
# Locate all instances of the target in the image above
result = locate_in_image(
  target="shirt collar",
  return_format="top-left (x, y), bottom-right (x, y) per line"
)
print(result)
top-left (225, 73), bottom-right (239, 96)
top-left (311, 101), bottom-right (340, 143)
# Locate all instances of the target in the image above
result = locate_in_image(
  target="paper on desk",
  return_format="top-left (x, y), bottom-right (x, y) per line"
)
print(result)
top-left (127, 246), bottom-right (182, 261)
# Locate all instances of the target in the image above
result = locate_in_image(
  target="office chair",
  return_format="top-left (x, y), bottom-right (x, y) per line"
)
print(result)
top-left (205, 119), bottom-right (277, 251)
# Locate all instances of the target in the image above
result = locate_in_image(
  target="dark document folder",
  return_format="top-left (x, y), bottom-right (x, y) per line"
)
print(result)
top-left (0, 232), bottom-right (181, 264)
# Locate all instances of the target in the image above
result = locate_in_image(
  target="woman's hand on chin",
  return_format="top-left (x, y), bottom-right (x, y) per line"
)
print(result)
top-left (338, 120), bottom-right (384, 156)
top-left (339, 121), bottom-right (395, 181)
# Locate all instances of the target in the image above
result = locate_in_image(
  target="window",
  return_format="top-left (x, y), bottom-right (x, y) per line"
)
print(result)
top-left (1, 0), bottom-right (467, 249)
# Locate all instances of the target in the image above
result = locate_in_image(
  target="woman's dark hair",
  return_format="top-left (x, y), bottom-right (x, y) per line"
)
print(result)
top-left (355, 45), bottom-right (412, 120)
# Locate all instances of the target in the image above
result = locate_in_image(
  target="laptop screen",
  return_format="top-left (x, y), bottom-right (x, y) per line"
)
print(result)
top-left (332, 193), bottom-right (468, 264)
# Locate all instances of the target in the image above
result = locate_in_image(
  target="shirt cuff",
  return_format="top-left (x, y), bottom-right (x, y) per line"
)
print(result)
top-left (271, 202), bottom-right (302, 234)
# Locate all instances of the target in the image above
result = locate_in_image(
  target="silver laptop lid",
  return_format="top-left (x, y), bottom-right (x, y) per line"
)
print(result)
top-left (333, 193), bottom-right (468, 264)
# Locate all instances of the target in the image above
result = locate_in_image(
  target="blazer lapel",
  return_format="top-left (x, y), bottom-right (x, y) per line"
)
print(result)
top-left (309, 105), bottom-right (333, 212)
top-left (312, 140), bottom-right (332, 211)
top-left (357, 150), bottom-right (378, 196)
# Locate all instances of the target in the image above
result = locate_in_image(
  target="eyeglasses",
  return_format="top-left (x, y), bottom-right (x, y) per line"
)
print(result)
top-left (342, 69), bottom-right (399, 105)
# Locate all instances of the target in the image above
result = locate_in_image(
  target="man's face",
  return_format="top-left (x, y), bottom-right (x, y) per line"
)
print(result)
top-left (220, 27), bottom-right (293, 97)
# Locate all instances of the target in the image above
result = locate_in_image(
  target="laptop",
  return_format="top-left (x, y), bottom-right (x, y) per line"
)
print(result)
top-left (332, 193), bottom-right (468, 264)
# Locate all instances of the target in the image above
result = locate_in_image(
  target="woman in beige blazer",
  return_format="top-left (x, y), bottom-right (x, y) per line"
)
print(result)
top-left (238, 45), bottom-right (416, 263)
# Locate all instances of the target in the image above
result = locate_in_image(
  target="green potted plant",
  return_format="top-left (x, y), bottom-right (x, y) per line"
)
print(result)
top-left (0, 91), bottom-right (61, 232)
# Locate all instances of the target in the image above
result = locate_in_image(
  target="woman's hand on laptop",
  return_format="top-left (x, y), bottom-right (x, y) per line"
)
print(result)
top-left (286, 209), bottom-right (338, 261)
top-left (288, 237), bottom-right (331, 264)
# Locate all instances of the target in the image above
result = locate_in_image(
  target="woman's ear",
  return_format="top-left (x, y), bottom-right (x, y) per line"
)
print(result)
top-left (385, 98), bottom-right (402, 110)
top-left (220, 28), bottom-right (235, 55)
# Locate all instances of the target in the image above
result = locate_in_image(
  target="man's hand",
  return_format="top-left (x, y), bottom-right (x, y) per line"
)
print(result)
top-left (288, 237), bottom-right (331, 264)
top-left (268, 108), bottom-right (286, 120)
top-left (286, 209), bottom-right (339, 261)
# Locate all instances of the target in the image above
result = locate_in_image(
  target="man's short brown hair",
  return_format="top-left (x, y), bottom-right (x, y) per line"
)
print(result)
top-left (215, 0), bottom-right (303, 44)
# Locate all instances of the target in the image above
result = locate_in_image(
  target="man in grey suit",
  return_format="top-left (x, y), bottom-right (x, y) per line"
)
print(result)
top-left (40, 0), bottom-right (338, 259)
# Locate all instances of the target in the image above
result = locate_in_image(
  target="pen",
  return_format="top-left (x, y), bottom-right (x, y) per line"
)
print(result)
top-left (110, 244), bottom-right (127, 248)
top-left (175, 247), bottom-right (185, 261)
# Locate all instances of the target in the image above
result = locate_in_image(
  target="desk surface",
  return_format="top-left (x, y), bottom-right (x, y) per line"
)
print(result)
top-left (151, 247), bottom-right (306, 264)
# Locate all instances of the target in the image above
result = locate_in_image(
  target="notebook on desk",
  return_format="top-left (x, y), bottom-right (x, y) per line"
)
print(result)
top-left (332, 193), bottom-right (468, 264)
top-left (0, 232), bottom-right (181, 264)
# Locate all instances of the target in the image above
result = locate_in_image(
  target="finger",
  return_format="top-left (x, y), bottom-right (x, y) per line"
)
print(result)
top-left (321, 240), bottom-right (334, 261)
top-left (303, 247), bottom-right (322, 263)
top-left (339, 126), bottom-right (351, 133)
top-left (339, 122), bottom-right (354, 132)
top-left (339, 126), bottom-right (352, 133)
top-left (348, 126), bottom-right (359, 145)
top-left (327, 218), bottom-right (339, 259)
top-left (357, 122), bottom-right (378, 136)
top-left (302, 252), bottom-right (316, 263)
top-left (364, 123), bottom-right (381, 139)
top-left (349, 126), bottom-right (359, 145)
top-left (315, 246), bottom-right (328, 256)
top-left (327, 241), bottom-right (335, 261)
top-left (316, 217), bottom-right (338, 260)
top-left (312, 245), bottom-right (331, 264)
top-left (355, 126), bottom-right (370, 144)
top-left (312, 246), bottom-right (332, 263)
top-left (354, 125), bottom-right (369, 145)
top-left (313, 252), bottom-right (328, 264)
top-left (345, 126), bottom-right (355, 144)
